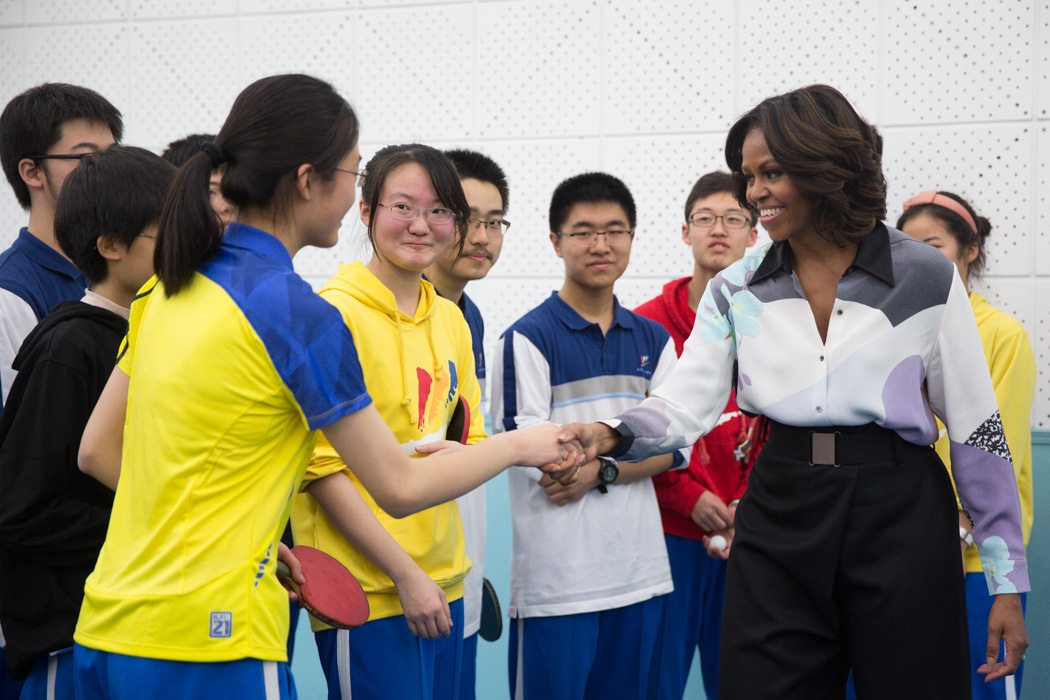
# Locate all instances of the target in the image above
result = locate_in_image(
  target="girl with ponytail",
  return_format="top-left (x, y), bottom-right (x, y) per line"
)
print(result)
top-left (72, 75), bottom-right (579, 700)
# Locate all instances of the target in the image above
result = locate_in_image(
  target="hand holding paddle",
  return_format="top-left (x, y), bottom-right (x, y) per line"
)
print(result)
top-left (276, 545), bottom-right (370, 630)
top-left (276, 542), bottom-right (305, 601)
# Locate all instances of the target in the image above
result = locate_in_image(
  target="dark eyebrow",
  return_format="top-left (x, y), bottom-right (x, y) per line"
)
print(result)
top-left (70, 143), bottom-right (103, 151)
top-left (569, 219), bottom-right (628, 230)
top-left (694, 206), bottom-right (747, 214)
top-left (471, 208), bottom-right (506, 217)
top-left (387, 192), bottom-right (445, 206)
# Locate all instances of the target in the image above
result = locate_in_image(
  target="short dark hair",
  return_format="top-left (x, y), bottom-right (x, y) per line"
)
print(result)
top-left (54, 146), bottom-right (176, 283)
top-left (896, 191), bottom-right (992, 280)
top-left (361, 144), bottom-right (470, 260)
top-left (443, 148), bottom-right (509, 212)
top-left (0, 83), bottom-right (123, 210)
top-left (549, 172), bottom-right (636, 233)
top-left (725, 84), bottom-right (885, 244)
top-left (684, 171), bottom-right (758, 224)
top-left (156, 74), bottom-right (359, 295)
top-left (162, 133), bottom-right (216, 168)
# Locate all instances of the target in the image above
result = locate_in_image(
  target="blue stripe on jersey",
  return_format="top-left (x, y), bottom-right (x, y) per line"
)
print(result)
top-left (552, 392), bottom-right (647, 408)
top-left (501, 329), bottom-right (519, 433)
top-left (199, 223), bottom-right (371, 430)
top-left (460, 291), bottom-right (485, 381)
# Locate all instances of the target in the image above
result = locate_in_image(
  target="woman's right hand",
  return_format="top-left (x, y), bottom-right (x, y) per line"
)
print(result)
top-left (394, 567), bottom-right (452, 639)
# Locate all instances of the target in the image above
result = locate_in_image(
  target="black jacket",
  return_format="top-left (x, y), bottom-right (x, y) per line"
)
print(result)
top-left (0, 300), bottom-right (125, 679)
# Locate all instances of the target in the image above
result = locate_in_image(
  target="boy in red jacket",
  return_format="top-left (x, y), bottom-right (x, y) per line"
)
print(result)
top-left (634, 171), bottom-right (765, 700)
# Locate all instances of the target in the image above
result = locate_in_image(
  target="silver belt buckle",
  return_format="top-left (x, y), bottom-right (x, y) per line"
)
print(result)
top-left (810, 431), bottom-right (840, 467)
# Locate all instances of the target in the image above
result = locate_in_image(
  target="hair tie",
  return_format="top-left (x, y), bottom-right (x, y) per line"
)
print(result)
top-left (902, 191), bottom-right (978, 236)
top-left (200, 141), bottom-right (227, 167)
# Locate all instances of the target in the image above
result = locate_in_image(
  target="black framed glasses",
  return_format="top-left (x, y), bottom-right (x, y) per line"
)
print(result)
top-left (378, 202), bottom-right (455, 224)
top-left (333, 167), bottom-right (364, 184)
top-left (687, 212), bottom-right (752, 229)
top-left (556, 230), bottom-right (634, 244)
top-left (30, 153), bottom-right (92, 162)
top-left (469, 217), bottom-right (510, 235)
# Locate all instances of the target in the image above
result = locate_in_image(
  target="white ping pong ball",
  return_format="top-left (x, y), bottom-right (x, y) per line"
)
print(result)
top-left (709, 535), bottom-right (728, 551)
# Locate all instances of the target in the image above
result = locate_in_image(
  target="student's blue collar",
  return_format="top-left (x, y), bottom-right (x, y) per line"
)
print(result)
top-left (545, 291), bottom-right (635, 331)
top-left (16, 228), bottom-right (84, 279)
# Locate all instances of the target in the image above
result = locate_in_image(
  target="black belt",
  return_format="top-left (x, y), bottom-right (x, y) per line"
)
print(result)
top-left (766, 421), bottom-right (908, 466)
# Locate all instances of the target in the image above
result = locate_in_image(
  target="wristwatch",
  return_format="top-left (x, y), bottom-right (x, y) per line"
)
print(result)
top-left (959, 525), bottom-right (974, 547)
top-left (596, 456), bottom-right (619, 494)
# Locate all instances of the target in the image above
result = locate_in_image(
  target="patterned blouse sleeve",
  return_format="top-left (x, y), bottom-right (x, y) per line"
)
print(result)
top-left (607, 273), bottom-right (737, 461)
top-left (926, 274), bottom-right (1029, 595)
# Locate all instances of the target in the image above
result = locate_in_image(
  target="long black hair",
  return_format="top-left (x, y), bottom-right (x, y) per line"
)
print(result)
top-left (155, 74), bottom-right (359, 295)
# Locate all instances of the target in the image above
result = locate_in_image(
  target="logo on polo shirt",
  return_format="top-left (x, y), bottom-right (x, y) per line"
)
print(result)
top-left (638, 355), bottom-right (652, 376)
top-left (210, 611), bottom-right (232, 638)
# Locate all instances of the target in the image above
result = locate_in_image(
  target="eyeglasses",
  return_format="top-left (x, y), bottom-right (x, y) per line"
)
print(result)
top-left (556, 230), bottom-right (634, 244)
top-left (137, 233), bottom-right (157, 240)
top-left (333, 167), bottom-right (364, 184)
top-left (687, 213), bottom-right (752, 229)
top-left (377, 202), bottom-right (455, 224)
top-left (469, 217), bottom-right (510, 235)
top-left (30, 153), bottom-right (92, 162)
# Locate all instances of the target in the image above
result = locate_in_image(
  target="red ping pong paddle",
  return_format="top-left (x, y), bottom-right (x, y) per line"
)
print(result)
top-left (276, 545), bottom-right (369, 630)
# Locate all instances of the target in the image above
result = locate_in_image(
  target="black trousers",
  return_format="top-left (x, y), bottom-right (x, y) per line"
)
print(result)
top-left (718, 423), bottom-right (970, 700)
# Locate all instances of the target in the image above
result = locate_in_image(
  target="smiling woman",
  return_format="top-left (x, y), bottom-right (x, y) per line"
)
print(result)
top-left (558, 84), bottom-right (1030, 700)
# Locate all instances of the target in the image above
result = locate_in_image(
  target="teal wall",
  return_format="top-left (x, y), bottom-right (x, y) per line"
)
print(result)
top-left (292, 431), bottom-right (1050, 699)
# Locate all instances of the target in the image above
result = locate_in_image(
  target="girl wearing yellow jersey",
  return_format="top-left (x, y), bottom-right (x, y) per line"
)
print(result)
top-left (292, 143), bottom-right (488, 700)
top-left (897, 191), bottom-right (1034, 700)
top-left (73, 78), bottom-right (579, 700)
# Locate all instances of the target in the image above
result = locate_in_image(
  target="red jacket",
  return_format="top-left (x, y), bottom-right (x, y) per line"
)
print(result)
top-left (635, 277), bottom-right (763, 541)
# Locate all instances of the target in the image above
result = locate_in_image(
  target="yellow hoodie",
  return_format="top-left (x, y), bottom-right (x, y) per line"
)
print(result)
top-left (292, 262), bottom-right (486, 626)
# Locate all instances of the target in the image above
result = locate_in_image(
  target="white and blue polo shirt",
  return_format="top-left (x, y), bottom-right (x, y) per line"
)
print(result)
top-left (492, 292), bottom-right (677, 618)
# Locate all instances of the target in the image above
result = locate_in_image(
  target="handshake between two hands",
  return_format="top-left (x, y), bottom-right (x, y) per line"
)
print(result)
top-left (414, 420), bottom-right (605, 489)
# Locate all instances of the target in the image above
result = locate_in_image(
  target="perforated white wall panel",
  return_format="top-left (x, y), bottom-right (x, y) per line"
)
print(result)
top-left (0, 0), bottom-right (1046, 425)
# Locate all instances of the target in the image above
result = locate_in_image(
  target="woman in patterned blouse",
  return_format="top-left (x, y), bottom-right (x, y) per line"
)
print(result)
top-left (559, 85), bottom-right (1029, 700)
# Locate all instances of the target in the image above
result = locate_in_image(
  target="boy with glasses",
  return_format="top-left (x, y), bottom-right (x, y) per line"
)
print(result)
top-left (424, 148), bottom-right (509, 700)
top-left (492, 172), bottom-right (676, 700)
top-left (634, 171), bottom-right (765, 700)
top-left (0, 82), bottom-right (121, 700)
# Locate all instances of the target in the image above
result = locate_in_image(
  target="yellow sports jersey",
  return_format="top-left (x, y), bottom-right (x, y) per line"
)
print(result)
top-left (292, 262), bottom-right (486, 627)
top-left (75, 224), bottom-right (371, 662)
top-left (936, 291), bottom-right (1035, 574)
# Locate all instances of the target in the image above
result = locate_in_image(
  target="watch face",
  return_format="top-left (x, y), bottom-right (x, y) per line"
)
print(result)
top-left (599, 461), bottom-right (619, 485)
